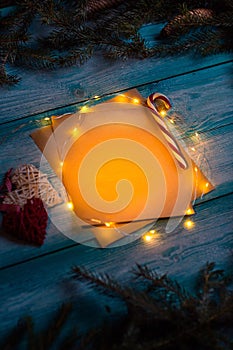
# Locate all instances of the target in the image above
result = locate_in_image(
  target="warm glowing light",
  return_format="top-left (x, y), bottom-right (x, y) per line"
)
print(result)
top-left (144, 234), bottom-right (152, 242)
top-left (105, 222), bottom-right (114, 228)
top-left (185, 208), bottom-right (194, 215)
top-left (143, 229), bottom-right (157, 242)
top-left (60, 161), bottom-right (64, 167)
top-left (72, 127), bottom-right (79, 136)
top-left (195, 132), bottom-right (199, 137)
top-left (67, 201), bottom-right (74, 210)
top-left (169, 119), bottom-right (174, 124)
top-left (191, 147), bottom-right (195, 151)
top-left (205, 182), bottom-right (209, 188)
top-left (44, 117), bottom-right (50, 121)
top-left (80, 105), bottom-right (89, 113)
top-left (94, 95), bottom-right (100, 99)
top-left (194, 167), bottom-right (198, 173)
top-left (133, 98), bottom-right (140, 104)
top-left (183, 219), bottom-right (195, 230)
top-left (160, 110), bottom-right (167, 117)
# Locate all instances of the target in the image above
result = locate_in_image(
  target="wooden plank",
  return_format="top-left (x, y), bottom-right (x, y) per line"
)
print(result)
top-left (1, 59), bottom-right (233, 267)
top-left (1, 60), bottom-right (232, 129)
top-left (138, 61), bottom-right (233, 131)
top-left (0, 191), bottom-right (232, 339)
top-left (0, 18), bottom-right (232, 348)
top-left (0, 122), bottom-right (232, 268)
top-left (1, 105), bottom-right (232, 189)
top-left (0, 23), bottom-right (232, 123)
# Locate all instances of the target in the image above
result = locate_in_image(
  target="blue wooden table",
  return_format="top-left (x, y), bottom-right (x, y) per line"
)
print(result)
top-left (0, 22), bottom-right (233, 342)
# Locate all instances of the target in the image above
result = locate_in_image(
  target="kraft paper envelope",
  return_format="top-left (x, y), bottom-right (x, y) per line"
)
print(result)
top-left (31, 89), bottom-right (213, 247)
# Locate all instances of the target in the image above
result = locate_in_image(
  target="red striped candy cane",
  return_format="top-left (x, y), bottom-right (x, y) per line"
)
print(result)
top-left (147, 93), bottom-right (188, 170)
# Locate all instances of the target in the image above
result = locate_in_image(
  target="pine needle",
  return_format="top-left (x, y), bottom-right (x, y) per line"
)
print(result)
top-left (0, 0), bottom-right (232, 86)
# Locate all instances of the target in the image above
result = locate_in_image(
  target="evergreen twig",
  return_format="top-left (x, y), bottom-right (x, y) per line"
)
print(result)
top-left (0, 1), bottom-right (232, 85)
top-left (1, 262), bottom-right (233, 349)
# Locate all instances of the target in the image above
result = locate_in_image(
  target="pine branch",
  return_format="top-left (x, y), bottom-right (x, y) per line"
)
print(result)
top-left (1, 0), bottom-right (35, 36)
top-left (13, 46), bottom-right (58, 70)
top-left (0, 0), bottom-right (232, 86)
top-left (85, 0), bottom-right (125, 14)
top-left (0, 70), bottom-right (20, 86)
top-left (133, 264), bottom-right (193, 307)
top-left (39, 303), bottom-right (73, 350)
top-left (35, 0), bottom-right (72, 27)
top-left (149, 27), bottom-right (232, 58)
top-left (1, 318), bottom-right (29, 350)
top-left (1, 261), bottom-right (233, 349)
top-left (104, 35), bottom-right (151, 60)
top-left (58, 329), bottom-right (79, 350)
top-left (57, 46), bottom-right (94, 67)
top-left (0, 0), bottom-right (16, 8)
top-left (72, 265), bottom-right (165, 317)
top-left (196, 262), bottom-right (231, 318)
top-left (72, 262), bottom-right (233, 350)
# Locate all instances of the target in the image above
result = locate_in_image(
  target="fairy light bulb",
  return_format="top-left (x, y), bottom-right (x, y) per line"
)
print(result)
top-left (105, 222), bottom-right (114, 228)
top-left (160, 110), bottom-right (167, 117)
top-left (133, 98), bottom-right (140, 104)
top-left (143, 229), bottom-right (157, 242)
top-left (154, 98), bottom-right (170, 118)
top-left (185, 208), bottom-right (193, 215)
top-left (44, 117), bottom-right (50, 121)
top-left (80, 105), bottom-right (89, 113)
top-left (72, 127), bottom-right (79, 136)
top-left (202, 182), bottom-right (210, 193)
top-left (67, 201), bottom-right (74, 210)
top-left (60, 161), bottom-right (64, 167)
top-left (143, 234), bottom-right (152, 242)
top-left (183, 219), bottom-right (195, 230)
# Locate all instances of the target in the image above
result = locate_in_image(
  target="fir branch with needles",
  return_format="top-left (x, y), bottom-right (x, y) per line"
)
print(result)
top-left (1, 261), bottom-right (233, 349)
top-left (71, 261), bottom-right (233, 350)
top-left (1, 303), bottom-right (75, 350)
top-left (0, 0), bottom-right (233, 86)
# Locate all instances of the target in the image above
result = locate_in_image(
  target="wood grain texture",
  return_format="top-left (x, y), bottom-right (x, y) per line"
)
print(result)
top-left (0, 23), bottom-right (232, 123)
top-left (0, 21), bottom-right (233, 344)
top-left (0, 62), bottom-right (233, 268)
top-left (138, 61), bottom-right (233, 130)
top-left (0, 122), bottom-right (232, 269)
top-left (0, 192), bottom-right (232, 339)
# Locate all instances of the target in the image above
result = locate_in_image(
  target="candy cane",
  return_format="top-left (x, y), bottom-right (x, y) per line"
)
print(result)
top-left (147, 93), bottom-right (188, 170)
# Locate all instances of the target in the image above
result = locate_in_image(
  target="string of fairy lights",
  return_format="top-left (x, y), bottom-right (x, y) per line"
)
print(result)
top-left (1, 91), bottom-right (212, 244)
top-left (51, 92), bottom-right (211, 243)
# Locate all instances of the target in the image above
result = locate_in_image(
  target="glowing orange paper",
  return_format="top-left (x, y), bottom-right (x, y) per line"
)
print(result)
top-left (31, 89), bottom-right (214, 242)
top-left (62, 124), bottom-right (179, 223)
